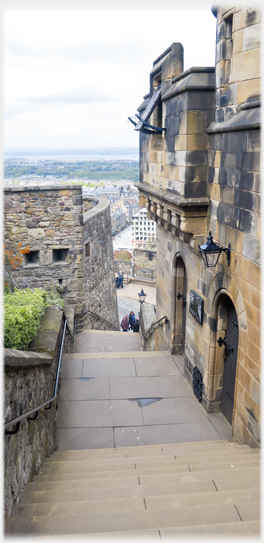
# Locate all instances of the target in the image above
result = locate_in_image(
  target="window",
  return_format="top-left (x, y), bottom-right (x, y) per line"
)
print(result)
top-left (85, 242), bottom-right (90, 257)
top-left (53, 248), bottom-right (69, 262)
top-left (25, 250), bottom-right (39, 265)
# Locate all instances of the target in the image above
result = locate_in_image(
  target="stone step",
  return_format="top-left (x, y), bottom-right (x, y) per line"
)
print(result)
top-left (48, 442), bottom-right (252, 461)
top-left (27, 521), bottom-right (260, 539)
top-left (63, 350), bottom-right (172, 360)
top-left (159, 520), bottom-right (260, 537)
top-left (20, 476), bottom-right (260, 504)
top-left (6, 501), bottom-right (260, 536)
top-left (14, 487), bottom-right (260, 518)
top-left (35, 457), bottom-right (261, 481)
top-left (28, 466), bottom-right (260, 491)
top-left (42, 451), bottom-right (260, 472)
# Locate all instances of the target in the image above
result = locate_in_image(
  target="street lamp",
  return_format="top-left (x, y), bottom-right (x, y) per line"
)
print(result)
top-left (138, 288), bottom-right (147, 305)
top-left (198, 232), bottom-right (231, 268)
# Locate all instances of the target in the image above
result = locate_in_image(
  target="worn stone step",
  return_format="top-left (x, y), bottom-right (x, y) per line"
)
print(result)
top-left (159, 520), bottom-right (260, 537)
top-left (42, 451), bottom-right (260, 473)
top-left (36, 456), bottom-right (260, 482)
top-left (13, 496), bottom-right (146, 517)
top-left (49, 442), bottom-right (251, 461)
top-left (27, 521), bottom-right (260, 538)
top-left (14, 487), bottom-right (260, 519)
top-left (28, 466), bottom-right (260, 491)
top-left (20, 476), bottom-right (260, 505)
top-left (5, 501), bottom-right (247, 535)
top-left (63, 350), bottom-right (171, 360)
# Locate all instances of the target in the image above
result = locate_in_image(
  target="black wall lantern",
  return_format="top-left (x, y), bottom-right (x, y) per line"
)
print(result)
top-left (198, 232), bottom-right (231, 268)
top-left (138, 288), bottom-right (147, 305)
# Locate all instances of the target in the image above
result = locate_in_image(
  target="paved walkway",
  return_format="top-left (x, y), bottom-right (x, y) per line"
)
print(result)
top-left (117, 283), bottom-right (156, 306)
top-left (57, 330), bottom-right (231, 450)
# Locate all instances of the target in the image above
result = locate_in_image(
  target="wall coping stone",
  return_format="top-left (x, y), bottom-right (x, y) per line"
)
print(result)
top-left (83, 197), bottom-right (110, 224)
top-left (30, 305), bottom-right (63, 356)
top-left (5, 349), bottom-right (53, 368)
top-left (4, 185), bottom-right (82, 193)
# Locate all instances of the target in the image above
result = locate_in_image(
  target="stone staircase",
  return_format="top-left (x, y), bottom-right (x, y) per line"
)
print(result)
top-left (5, 330), bottom-right (261, 537)
top-left (5, 440), bottom-right (260, 537)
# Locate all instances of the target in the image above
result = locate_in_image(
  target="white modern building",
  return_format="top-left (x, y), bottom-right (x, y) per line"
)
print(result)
top-left (131, 207), bottom-right (156, 248)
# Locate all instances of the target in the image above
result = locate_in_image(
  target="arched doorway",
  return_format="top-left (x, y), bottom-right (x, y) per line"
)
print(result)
top-left (217, 294), bottom-right (239, 424)
top-left (174, 256), bottom-right (187, 355)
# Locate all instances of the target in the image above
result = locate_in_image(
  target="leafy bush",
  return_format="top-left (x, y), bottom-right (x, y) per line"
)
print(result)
top-left (46, 288), bottom-right (65, 309)
top-left (4, 288), bottom-right (48, 350)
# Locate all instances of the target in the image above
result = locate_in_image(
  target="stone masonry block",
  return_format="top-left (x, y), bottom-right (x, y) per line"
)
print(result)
top-left (233, 7), bottom-right (261, 33)
top-left (230, 50), bottom-right (260, 83)
top-left (243, 23), bottom-right (261, 50)
top-left (237, 78), bottom-right (261, 103)
top-left (233, 29), bottom-right (244, 54)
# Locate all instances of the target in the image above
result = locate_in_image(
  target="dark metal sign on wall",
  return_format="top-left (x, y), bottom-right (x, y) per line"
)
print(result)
top-left (189, 290), bottom-right (204, 325)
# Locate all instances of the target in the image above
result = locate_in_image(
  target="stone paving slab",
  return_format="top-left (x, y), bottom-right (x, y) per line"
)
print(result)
top-left (135, 356), bottom-right (180, 376)
top-left (114, 422), bottom-right (222, 448)
top-left (109, 376), bottom-right (193, 399)
top-left (141, 397), bottom-right (208, 426)
top-left (74, 331), bottom-right (140, 353)
top-left (56, 428), bottom-right (115, 451)
top-left (61, 359), bottom-right (83, 378)
top-left (117, 283), bottom-right (156, 306)
top-left (57, 400), bottom-right (144, 428)
top-left (60, 378), bottom-right (110, 401)
top-left (82, 358), bottom-right (136, 378)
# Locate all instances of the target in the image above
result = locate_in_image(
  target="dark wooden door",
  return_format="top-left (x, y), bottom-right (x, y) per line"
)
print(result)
top-left (221, 299), bottom-right (239, 424)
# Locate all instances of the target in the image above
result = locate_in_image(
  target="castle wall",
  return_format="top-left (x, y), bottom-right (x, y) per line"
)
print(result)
top-left (4, 185), bottom-right (84, 312)
top-left (81, 198), bottom-right (119, 330)
top-left (4, 187), bottom-right (119, 331)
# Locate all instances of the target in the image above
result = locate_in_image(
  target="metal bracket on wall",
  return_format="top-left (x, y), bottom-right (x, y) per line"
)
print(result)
top-left (217, 336), bottom-right (234, 354)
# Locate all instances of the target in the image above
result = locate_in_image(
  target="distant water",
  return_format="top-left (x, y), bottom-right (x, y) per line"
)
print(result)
top-left (5, 149), bottom-right (139, 162)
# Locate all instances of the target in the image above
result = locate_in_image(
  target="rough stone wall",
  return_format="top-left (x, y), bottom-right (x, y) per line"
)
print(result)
top-left (136, 10), bottom-right (261, 448)
top-left (4, 185), bottom-right (84, 313)
top-left (133, 248), bottom-right (156, 279)
top-left (82, 198), bottom-right (119, 331)
top-left (4, 306), bottom-right (67, 517)
top-left (4, 188), bottom-right (119, 332)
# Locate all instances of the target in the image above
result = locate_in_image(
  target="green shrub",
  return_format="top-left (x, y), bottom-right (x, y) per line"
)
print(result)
top-left (4, 288), bottom-right (48, 350)
top-left (46, 288), bottom-right (65, 309)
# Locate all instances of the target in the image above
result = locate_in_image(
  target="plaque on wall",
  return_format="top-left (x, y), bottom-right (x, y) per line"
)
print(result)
top-left (189, 290), bottom-right (204, 325)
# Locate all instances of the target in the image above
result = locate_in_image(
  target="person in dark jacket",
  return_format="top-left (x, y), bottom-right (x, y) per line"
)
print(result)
top-left (128, 311), bottom-right (135, 331)
top-left (121, 315), bottom-right (129, 331)
top-left (133, 317), bottom-right (140, 332)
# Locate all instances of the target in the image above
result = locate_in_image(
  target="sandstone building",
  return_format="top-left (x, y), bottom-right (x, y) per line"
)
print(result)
top-left (133, 6), bottom-right (261, 447)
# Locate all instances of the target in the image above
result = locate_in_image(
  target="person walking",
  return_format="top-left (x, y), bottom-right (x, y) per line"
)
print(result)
top-left (120, 315), bottom-right (129, 332)
top-left (128, 311), bottom-right (135, 331)
top-left (118, 271), bottom-right (124, 289)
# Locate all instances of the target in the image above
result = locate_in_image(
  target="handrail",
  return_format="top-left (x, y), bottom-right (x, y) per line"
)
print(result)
top-left (4, 318), bottom-right (68, 434)
top-left (142, 315), bottom-right (169, 340)
top-left (74, 309), bottom-right (120, 336)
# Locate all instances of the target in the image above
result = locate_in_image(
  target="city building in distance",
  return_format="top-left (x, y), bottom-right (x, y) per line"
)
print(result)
top-left (131, 207), bottom-right (157, 248)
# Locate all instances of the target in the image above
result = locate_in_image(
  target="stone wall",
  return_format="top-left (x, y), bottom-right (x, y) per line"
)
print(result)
top-left (4, 306), bottom-right (68, 517)
top-left (81, 198), bottom-right (119, 331)
top-left (4, 187), bottom-right (119, 332)
top-left (4, 185), bottom-right (84, 312)
top-left (133, 248), bottom-right (156, 280)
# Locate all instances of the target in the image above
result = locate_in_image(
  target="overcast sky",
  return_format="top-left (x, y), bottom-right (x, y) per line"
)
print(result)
top-left (4, 0), bottom-right (218, 151)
